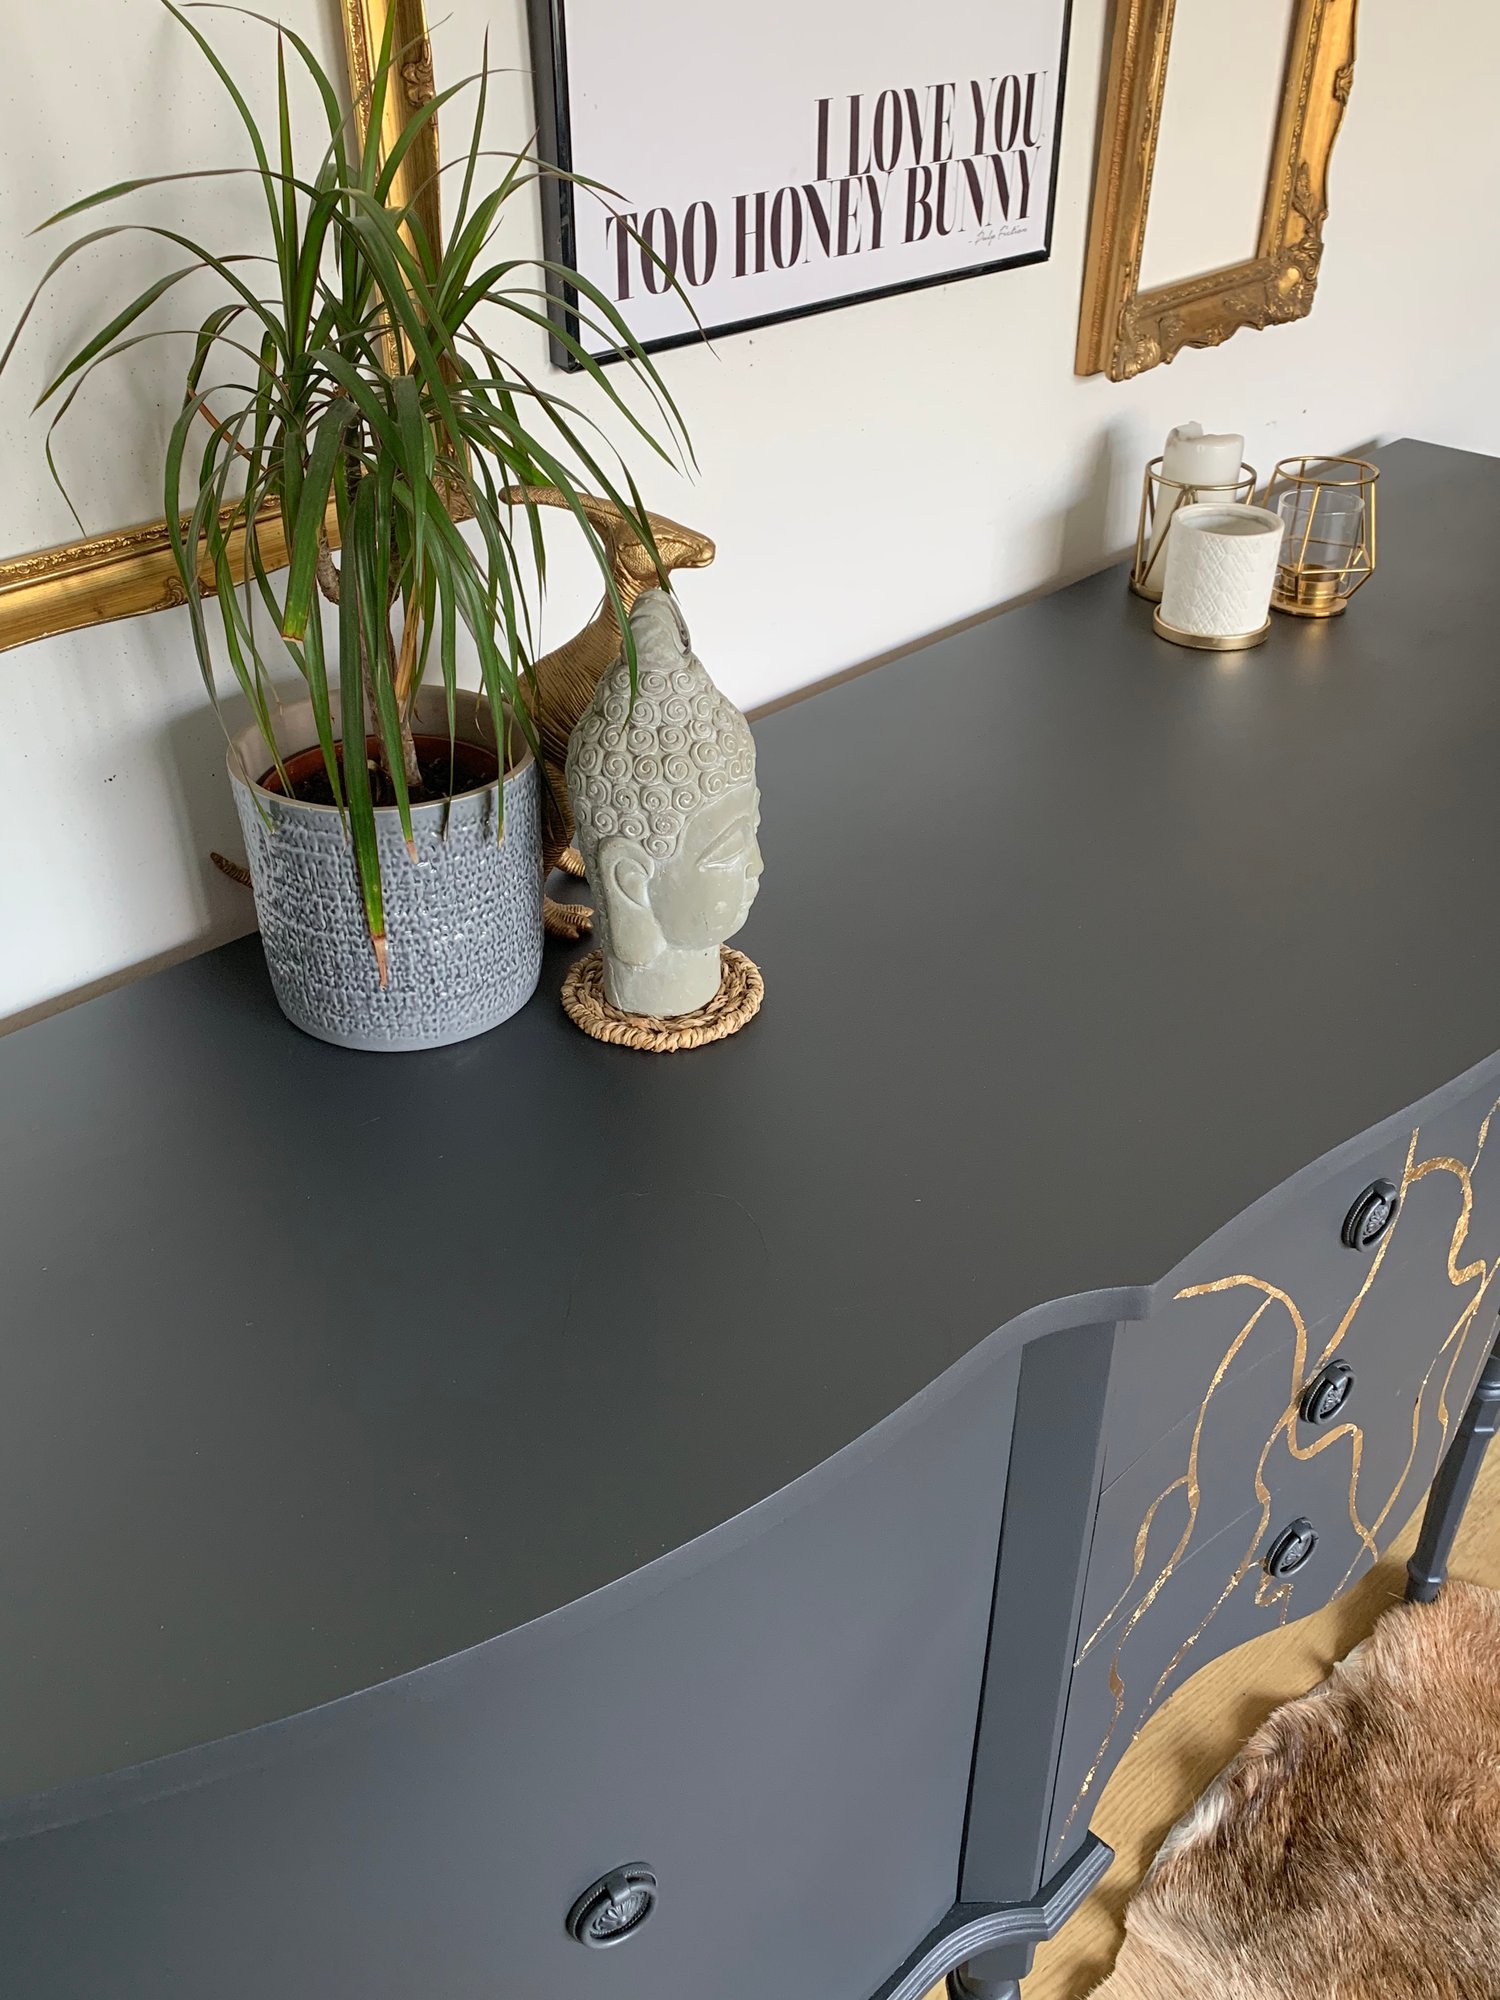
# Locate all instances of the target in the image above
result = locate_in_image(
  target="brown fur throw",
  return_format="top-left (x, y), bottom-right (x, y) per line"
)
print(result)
top-left (1093, 1582), bottom-right (1500, 2000)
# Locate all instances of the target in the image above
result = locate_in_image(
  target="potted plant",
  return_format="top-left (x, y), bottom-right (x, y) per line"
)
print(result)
top-left (2, 2), bottom-right (689, 1051)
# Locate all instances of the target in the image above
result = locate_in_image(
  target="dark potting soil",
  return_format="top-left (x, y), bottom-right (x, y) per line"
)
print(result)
top-left (260, 735), bottom-right (500, 808)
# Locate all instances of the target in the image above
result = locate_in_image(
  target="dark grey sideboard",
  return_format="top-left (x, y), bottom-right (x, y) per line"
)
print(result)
top-left (3, 440), bottom-right (1500, 2000)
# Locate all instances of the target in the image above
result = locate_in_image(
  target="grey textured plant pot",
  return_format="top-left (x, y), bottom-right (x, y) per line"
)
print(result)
top-left (228, 687), bottom-right (542, 1053)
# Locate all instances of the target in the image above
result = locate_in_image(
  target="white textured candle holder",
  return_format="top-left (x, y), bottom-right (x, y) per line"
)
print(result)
top-left (1154, 503), bottom-right (1284, 651)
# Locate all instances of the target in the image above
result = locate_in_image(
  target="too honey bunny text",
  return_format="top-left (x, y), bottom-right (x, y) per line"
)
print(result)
top-left (600, 72), bottom-right (1051, 302)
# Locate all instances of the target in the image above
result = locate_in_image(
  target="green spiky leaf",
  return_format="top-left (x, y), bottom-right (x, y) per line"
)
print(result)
top-left (0, 0), bottom-right (695, 972)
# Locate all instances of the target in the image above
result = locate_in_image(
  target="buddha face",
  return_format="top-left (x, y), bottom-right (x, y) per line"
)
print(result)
top-left (598, 780), bottom-right (763, 966)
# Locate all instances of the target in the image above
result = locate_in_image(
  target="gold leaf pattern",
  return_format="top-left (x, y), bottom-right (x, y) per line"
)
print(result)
top-left (1052, 1099), bottom-right (1500, 1859)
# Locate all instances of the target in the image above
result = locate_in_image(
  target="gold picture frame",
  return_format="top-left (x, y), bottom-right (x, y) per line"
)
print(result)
top-left (0, 0), bottom-right (438, 654)
top-left (1075, 0), bottom-right (1358, 382)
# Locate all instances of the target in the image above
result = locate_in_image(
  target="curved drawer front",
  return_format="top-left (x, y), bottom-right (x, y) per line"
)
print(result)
top-left (1046, 1504), bottom-right (1273, 1862)
top-left (0, 1342), bottom-right (1021, 2000)
top-left (1103, 1069), bottom-right (1500, 1485)
top-left (1049, 1071), bottom-right (1500, 1862)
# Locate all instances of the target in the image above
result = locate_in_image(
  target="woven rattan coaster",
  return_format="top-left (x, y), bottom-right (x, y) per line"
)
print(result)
top-left (561, 947), bottom-right (764, 1052)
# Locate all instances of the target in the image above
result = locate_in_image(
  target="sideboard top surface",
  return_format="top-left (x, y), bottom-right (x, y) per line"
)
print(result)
top-left (3, 438), bottom-right (1498, 1808)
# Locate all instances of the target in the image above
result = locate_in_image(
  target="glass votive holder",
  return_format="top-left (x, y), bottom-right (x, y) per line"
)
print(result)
top-left (1264, 457), bottom-right (1379, 616)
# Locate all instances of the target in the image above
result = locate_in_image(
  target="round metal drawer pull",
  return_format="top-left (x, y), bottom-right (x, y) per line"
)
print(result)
top-left (1342, 1178), bottom-right (1400, 1252)
top-left (1301, 1360), bottom-right (1355, 1426)
top-left (1265, 1518), bottom-right (1319, 1579)
top-left (566, 1866), bottom-right (659, 1949)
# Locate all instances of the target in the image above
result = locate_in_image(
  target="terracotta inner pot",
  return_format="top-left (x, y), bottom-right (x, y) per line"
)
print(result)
top-left (259, 735), bottom-right (501, 809)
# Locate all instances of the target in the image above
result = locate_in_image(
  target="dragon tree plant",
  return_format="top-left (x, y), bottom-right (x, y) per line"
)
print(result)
top-left (2, 1), bottom-right (690, 981)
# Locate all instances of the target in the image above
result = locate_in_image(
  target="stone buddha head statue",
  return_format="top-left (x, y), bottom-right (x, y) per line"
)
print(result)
top-left (567, 589), bottom-right (762, 1017)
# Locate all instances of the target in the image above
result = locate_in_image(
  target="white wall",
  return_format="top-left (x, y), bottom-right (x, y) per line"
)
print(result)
top-left (3, 0), bottom-right (1499, 1029)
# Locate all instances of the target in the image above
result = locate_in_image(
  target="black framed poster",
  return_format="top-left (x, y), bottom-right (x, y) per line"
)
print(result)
top-left (527, 0), bottom-right (1073, 366)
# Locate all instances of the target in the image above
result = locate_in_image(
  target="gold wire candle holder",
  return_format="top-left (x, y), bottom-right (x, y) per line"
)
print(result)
top-left (1130, 458), bottom-right (1258, 600)
top-left (1263, 456), bottom-right (1379, 616)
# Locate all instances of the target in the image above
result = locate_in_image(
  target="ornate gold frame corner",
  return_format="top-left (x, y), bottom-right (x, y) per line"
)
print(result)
top-left (1075, 0), bottom-right (1359, 383)
top-left (0, 0), bottom-right (439, 656)
top-left (340, 0), bottom-right (441, 281)
top-left (0, 513), bottom-right (293, 655)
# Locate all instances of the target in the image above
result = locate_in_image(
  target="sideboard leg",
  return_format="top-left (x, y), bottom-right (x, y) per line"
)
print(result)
top-left (940, 1835), bottom-right (1111, 2000)
top-left (946, 1956), bottom-right (1023, 1998)
top-left (863, 1836), bottom-right (1112, 2000)
top-left (1406, 1320), bottom-right (1500, 1603)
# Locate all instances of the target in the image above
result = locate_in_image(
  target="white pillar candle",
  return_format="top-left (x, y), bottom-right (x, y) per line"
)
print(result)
top-left (1140, 422), bottom-right (1246, 600)
top-left (1159, 503), bottom-right (1283, 643)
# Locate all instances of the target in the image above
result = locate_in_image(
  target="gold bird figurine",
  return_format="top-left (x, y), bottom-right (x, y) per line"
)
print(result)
top-left (506, 487), bottom-right (716, 940)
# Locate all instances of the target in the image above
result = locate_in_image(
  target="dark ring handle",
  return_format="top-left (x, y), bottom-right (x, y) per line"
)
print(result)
top-left (567, 1865), bottom-right (659, 1948)
top-left (1265, 1518), bottom-right (1318, 1579)
top-left (1343, 1179), bottom-right (1400, 1252)
top-left (1300, 1360), bottom-right (1355, 1426)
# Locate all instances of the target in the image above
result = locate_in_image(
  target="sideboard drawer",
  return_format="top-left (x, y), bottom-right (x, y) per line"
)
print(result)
top-left (1075, 1339), bottom-right (1302, 1673)
top-left (1081, 1299), bottom-right (1497, 1693)
top-left (1047, 1301), bottom-right (1495, 1865)
top-left (1104, 1070), bottom-right (1500, 1485)
top-left (0, 1332), bottom-right (1022, 2000)
top-left (1046, 1503), bottom-right (1273, 1865)
top-left (1054, 1071), bottom-right (1500, 1860)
